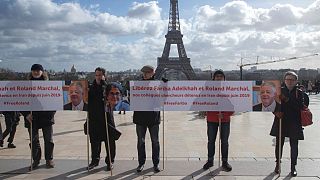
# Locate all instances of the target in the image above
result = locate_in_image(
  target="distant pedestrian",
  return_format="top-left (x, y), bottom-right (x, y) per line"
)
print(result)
top-left (307, 80), bottom-right (312, 95)
top-left (0, 111), bottom-right (20, 148)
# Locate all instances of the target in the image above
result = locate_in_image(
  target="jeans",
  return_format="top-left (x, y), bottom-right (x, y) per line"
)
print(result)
top-left (207, 122), bottom-right (230, 162)
top-left (28, 125), bottom-right (54, 161)
top-left (275, 135), bottom-right (299, 165)
top-left (90, 139), bottom-right (116, 165)
top-left (136, 124), bottom-right (160, 166)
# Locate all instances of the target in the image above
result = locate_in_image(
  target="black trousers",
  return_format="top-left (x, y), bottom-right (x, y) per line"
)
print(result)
top-left (90, 139), bottom-right (116, 165)
top-left (3, 113), bottom-right (19, 143)
top-left (136, 124), bottom-right (160, 166)
top-left (28, 125), bottom-right (54, 161)
top-left (207, 122), bottom-right (230, 162)
top-left (275, 135), bottom-right (299, 165)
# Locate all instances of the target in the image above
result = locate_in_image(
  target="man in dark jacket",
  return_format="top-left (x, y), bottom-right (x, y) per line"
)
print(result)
top-left (22, 64), bottom-right (56, 169)
top-left (87, 67), bottom-right (116, 171)
top-left (134, 65), bottom-right (161, 173)
top-left (270, 71), bottom-right (306, 177)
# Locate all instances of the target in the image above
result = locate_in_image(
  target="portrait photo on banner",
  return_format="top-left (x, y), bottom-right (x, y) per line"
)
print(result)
top-left (110, 82), bottom-right (130, 112)
top-left (63, 80), bottom-right (88, 111)
top-left (252, 80), bottom-right (281, 112)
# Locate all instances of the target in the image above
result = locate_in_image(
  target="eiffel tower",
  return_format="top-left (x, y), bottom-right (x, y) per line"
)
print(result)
top-left (154, 0), bottom-right (197, 80)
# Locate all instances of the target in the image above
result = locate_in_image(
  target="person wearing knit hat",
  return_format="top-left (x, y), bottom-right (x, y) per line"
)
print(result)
top-left (31, 64), bottom-right (44, 71)
top-left (21, 64), bottom-right (55, 169)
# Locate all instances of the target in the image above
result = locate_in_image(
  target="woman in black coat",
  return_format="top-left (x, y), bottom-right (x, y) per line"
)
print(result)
top-left (270, 71), bottom-right (307, 177)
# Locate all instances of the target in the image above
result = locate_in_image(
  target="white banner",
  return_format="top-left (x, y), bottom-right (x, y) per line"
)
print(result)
top-left (130, 81), bottom-right (253, 112)
top-left (0, 81), bottom-right (63, 111)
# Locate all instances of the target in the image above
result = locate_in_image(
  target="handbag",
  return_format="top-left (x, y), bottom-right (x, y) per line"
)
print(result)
top-left (108, 124), bottom-right (122, 141)
top-left (300, 106), bottom-right (313, 126)
top-left (296, 90), bottom-right (313, 126)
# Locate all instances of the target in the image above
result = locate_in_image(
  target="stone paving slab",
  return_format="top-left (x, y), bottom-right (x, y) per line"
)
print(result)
top-left (1, 159), bottom-right (320, 179)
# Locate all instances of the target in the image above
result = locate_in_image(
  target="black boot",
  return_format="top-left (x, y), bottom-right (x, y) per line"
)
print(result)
top-left (203, 161), bottom-right (213, 170)
top-left (29, 160), bottom-right (40, 170)
top-left (8, 143), bottom-right (16, 148)
top-left (87, 161), bottom-right (99, 170)
top-left (106, 163), bottom-right (113, 171)
top-left (222, 161), bottom-right (232, 172)
top-left (291, 165), bottom-right (297, 177)
top-left (136, 164), bottom-right (144, 172)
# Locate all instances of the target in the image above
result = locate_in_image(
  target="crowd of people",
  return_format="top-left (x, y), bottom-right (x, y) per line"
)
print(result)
top-left (0, 64), bottom-right (311, 177)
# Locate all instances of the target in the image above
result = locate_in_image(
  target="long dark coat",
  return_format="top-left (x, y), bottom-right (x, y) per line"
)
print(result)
top-left (88, 80), bottom-right (116, 142)
top-left (270, 85), bottom-right (305, 140)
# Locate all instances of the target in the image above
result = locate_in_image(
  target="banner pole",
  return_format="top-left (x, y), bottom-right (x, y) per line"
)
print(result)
top-left (162, 107), bottom-right (165, 170)
top-left (218, 112), bottom-right (221, 168)
top-left (278, 118), bottom-right (282, 176)
top-left (105, 110), bottom-right (113, 176)
top-left (30, 111), bottom-right (33, 171)
top-left (86, 113), bottom-right (90, 172)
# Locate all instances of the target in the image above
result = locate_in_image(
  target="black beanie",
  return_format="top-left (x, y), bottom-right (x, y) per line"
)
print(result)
top-left (31, 64), bottom-right (44, 71)
top-left (213, 70), bottom-right (225, 80)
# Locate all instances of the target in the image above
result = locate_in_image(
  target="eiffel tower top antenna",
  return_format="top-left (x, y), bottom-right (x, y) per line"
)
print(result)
top-left (168, 0), bottom-right (180, 32)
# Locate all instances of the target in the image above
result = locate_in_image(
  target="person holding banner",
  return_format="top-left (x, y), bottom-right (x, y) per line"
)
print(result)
top-left (270, 71), bottom-right (306, 177)
top-left (22, 64), bottom-right (56, 169)
top-left (203, 70), bottom-right (233, 172)
top-left (87, 67), bottom-right (121, 171)
top-left (133, 65), bottom-right (161, 173)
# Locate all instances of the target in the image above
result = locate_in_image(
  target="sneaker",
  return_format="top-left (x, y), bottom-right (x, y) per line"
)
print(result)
top-left (46, 160), bottom-right (55, 168)
top-left (222, 161), bottom-right (232, 172)
top-left (136, 164), bottom-right (144, 172)
top-left (29, 161), bottom-right (40, 170)
top-left (203, 161), bottom-right (213, 170)
top-left (8, 143), bottom-right (16, 148)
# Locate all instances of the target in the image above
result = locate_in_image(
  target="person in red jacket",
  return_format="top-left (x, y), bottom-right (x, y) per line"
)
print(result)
top-left (203, 70), bottom-right (233, 172)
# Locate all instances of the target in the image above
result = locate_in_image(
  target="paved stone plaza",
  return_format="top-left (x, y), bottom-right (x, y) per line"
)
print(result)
top-left (1, 94), bottom-right (320, 179)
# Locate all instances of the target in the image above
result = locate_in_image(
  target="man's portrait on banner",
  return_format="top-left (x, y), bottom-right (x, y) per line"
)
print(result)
top-left (253, 80), bottom-right (281, 112)
top-left (63, 81), bottom-right (88, 111)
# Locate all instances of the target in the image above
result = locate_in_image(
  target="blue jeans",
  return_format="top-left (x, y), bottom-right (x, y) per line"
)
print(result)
top-left (136, 124), bottom-right (160, 166)
top-left (207, 122), bottom-right (230, 162)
